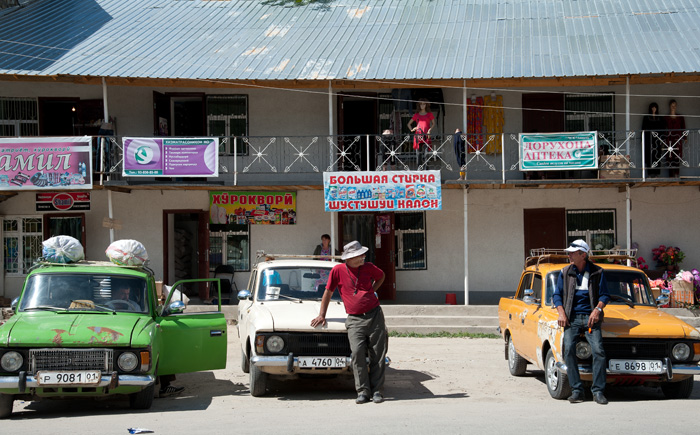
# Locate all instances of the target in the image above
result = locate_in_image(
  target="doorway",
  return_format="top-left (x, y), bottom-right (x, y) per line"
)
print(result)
top-left (338, 212), bottom-right (396, 300)
top-left (523, 208), bottom-right (566, 258)
top-left (338, 94), bottom-right (378, 171)
top-left (38, 97), bottom-right (80, 135)
top-left (43, 213), bottom-right (86, 249)
top-left (163, 210), bottom-right (209, 300)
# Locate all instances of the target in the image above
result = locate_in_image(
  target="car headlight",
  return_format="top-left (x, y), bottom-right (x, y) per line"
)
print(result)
top-left (1, 351), bottom-right (23, 372)
top-left (117, 352), bottom-right (139, 372)
top-left (266, 335), bottom-right (285, 353)
top-left (672, 343), bottom-right (691, 361)
top-left (576, 342), bottom-right (592, 359)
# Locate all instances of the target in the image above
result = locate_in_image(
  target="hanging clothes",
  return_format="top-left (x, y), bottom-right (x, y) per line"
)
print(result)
top-left (483, 94), bottom-right (504, 154)
top-left (467, 97), bottom-right (484, 153)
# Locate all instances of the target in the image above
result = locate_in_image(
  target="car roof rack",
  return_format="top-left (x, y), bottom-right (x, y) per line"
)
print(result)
top-left (525, 248), bottom-right (638, 270)
top-left (29, 259), bottom-right (155, 275)
top-left (254, 250), bottom-right (342, 265)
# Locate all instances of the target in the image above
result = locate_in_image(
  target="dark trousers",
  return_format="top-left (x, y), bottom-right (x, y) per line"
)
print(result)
top-left (345, 306), bottom-right (388, 395)
top-left (563, 313), bottom-right (606, 394)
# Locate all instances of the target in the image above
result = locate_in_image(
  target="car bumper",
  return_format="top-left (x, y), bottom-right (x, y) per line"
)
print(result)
top-left (0, 372), bottom-right (155, 392)
top-left (251, 355), bottom-right (391, 373)
top-left (556, 360), bottom-right (700, 377)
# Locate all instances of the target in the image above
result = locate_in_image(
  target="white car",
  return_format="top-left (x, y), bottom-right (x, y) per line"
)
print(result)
top-left (237, 256), bottom-right (352, 396)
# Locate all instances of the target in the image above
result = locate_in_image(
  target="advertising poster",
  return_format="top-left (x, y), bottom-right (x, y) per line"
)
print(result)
top-left (0, 137), bottom-right (92, 190)
top-left (519, 131), bottom-right (598, 171)
top-left (36, 192), bottom-right (91, 211)
top-left (123, 137), bottom-right (219, 177)
top-left (322, 171), bottom-right (442, 212)
top-left (209, 191), bottom-right (297, 225)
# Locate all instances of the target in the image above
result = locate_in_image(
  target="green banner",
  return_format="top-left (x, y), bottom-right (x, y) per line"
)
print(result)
top-left (519, 132), bottom-right (598, 171)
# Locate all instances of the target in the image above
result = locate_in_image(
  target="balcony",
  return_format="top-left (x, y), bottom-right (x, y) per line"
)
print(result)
top-left (97, 129), bottom-right (700, 190)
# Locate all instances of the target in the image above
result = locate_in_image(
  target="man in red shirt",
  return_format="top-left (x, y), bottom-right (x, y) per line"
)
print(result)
top-left (311, 240), bottom-right (387, 404)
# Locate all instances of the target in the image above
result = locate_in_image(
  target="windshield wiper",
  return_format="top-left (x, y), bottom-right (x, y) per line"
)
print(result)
top-left (23, 305), bottom-right (66, 312)
top-left (609, 294), bottom-right (634, 307)
top-left (275, 294), bottom-right (303, 303)
top-left (66, 301), bottom-right (116, 313)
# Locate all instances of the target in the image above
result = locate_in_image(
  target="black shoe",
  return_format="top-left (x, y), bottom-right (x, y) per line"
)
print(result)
top-left (159, 385), bottom-right (184, 397)
top-left (593, 392), bottom-right (608, 405)
top-left (372, 392), bottom-right (384, 404)
top-left (567, 391), bottom-right (585, 403)
top-left (356, 392), bottom-right (370, 404)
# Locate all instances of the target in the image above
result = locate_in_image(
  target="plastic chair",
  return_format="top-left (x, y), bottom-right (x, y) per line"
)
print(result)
top-left (214, 264), bottom-right (238, 302)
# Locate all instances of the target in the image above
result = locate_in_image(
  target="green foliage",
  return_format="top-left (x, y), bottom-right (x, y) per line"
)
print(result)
top-left (389, 331), bottom-right (500, 339)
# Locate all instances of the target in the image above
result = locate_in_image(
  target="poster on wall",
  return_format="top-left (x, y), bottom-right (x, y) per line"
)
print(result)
top-left (322, 171), bottom-right (442, 212)
top-left (209, 191), bottom-right (297, 225)
top-left (0, 137), bottom-right (92, 190)
top-left (519, 131), bottom-right (598, 171)
top-left (122, 137), bottom-right (219, 177)
top-left (36, 192), bottom-right (91, 211)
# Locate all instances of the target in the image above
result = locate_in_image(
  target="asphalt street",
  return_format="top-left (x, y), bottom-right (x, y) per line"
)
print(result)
top-left (3, 329), bottom-right (699, 434)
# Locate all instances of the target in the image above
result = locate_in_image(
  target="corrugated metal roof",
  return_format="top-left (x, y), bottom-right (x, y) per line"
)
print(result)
top-left (0, 0), bottom-right (699, 82)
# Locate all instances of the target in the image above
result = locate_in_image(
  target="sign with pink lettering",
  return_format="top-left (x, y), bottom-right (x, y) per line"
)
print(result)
top-left (323, 171), bottom-right (442, 212)
top-left (123, 137), bottom-right (219, 177)
top-left (0, 137), bottom-right (92, 190)
top-left (209, 191), bottom-right (297, 225)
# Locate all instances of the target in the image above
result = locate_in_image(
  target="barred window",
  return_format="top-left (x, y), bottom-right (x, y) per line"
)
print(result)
top-left (206, 95), bottom-right (248, 155)
top-left (0, 97), bottom-right (39, 136)
top-left (565, 93), bottom-right (614, 153)
top-left (209, 224), bottom-right (250, 272)
top-left (566, 209), bottom-right (616, 251)
top-left (3, 216), bottom-right (43, 275)
top-left (395, 212), bottom-right (426, 270)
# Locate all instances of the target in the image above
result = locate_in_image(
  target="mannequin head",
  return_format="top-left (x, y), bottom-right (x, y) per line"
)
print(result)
top-left (669, 99), bottom-right (678, 115)
top-left (648, 102), bottom-right (658, 115)
top-left (416, 98), bottom-right (431, 113)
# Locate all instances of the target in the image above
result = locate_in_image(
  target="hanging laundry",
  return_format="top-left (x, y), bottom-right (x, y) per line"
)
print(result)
top-left (467, 96), bottom-right (484, 153)
top-left (483, 94), bottom-right (504, 154)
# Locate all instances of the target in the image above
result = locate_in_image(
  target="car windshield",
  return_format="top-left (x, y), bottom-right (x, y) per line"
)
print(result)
top-left (256, 266), bottom-right (341, 302)
top-left (20, 273), bottom-right (149, 313)
top-left (545, 269), bottom-right (655, 306)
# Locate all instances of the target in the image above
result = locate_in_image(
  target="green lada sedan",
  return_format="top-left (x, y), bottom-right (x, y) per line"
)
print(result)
top-left (0, 261), bottom-right (227, 418)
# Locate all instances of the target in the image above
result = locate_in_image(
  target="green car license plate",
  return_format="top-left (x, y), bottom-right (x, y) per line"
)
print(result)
top-left (36, 370), bottom-right (101, 385)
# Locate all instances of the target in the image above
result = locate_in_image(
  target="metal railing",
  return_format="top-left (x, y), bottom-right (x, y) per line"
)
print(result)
top-left (97, 129), bottom-right (700, 186)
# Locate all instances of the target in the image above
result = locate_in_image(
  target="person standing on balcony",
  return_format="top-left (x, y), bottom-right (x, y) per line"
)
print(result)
top-left (310, 241), bottom-right (387, 405)
top-left (642, 102), bottom-right (665, 178)
top-left (407, 99), bottom-right (435, 165)
top-left (553, 239), bottom-right (610, 405)
top-left (665, 99), bottom-right (686, 178)
top-left (453, 128), bottom-right (466, 180)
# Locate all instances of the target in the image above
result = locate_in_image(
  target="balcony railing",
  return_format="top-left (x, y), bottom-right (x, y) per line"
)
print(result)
top-left (97, 129), bottom-right (700, 187)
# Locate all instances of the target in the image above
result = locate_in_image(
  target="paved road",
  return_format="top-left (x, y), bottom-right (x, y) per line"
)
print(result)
top-left (4, 329), bottom-right (699, 434)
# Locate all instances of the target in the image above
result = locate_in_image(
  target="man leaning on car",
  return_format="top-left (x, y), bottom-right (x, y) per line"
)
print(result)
top-left (553, 239), bottom-right (611, 405)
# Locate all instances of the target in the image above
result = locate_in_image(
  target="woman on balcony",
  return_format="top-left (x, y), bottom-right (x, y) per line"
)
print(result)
top-left (642, 102), bottom-right (665, 178)
top-left (665, 99), bottom-right (686, 178)
top-left (407, 99), bottom-right (435, 165)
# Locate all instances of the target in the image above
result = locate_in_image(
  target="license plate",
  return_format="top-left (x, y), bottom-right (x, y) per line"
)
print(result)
top-left (608, 359), bottom-right (664, 374)
top-left (298, 357), bottom-right (346, 368)
top-left (37, 370), bottom-right (101, 385)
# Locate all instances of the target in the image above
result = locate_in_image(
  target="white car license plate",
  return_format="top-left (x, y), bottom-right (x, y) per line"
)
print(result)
top-left (608, 359), bottom-right (663, 374)
top-left (298, 356), bottom-right (346, 368)
top-left (37, 370), bottom-right (101, 386)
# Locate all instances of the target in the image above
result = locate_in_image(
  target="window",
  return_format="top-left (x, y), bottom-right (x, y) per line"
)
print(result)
top-left (207, 95), bottom-right (248, 155)
top-left (0, 97), bottom-right (39, 136)
top-left (566, 209), bottom-right (616, 251)
top-left (209, 224), bottom-right (250, 272)
top-left (3, 216), bottom-right (43, 275)
top-left (565, 93), bottom-right (614, 153)
top-left (395, 212), bottom-right (426, 270)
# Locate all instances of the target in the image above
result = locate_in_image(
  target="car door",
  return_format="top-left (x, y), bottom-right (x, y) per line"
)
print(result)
top-left (156, 279), bottom-right (227, 375)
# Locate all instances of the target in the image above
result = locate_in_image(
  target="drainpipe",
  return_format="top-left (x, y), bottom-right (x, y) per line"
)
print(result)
top-left (102, 77), bottom-right (114, 243)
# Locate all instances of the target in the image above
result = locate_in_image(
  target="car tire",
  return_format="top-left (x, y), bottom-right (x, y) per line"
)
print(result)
top-left (507, 335), bottom-right (528, 376)
top-left (661, 377), bottom-right (694, 399)
top-left (545, 348), bottom-right (571, 400)
top-left (129, 383), bottom-right (155, 410)
top-left (241, 346), bottom-right (250, 374)
top-left (0, 394), bottom-right (13, 419)
top-left (249, 356), bottom-right (267, 397)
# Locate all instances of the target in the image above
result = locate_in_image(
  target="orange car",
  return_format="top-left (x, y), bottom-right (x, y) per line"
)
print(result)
top-left (498, 252), bottom-right (700, 400)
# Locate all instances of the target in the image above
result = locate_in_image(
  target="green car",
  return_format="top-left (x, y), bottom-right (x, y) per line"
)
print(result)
top-left (0, 261), bottom-right (227, 418)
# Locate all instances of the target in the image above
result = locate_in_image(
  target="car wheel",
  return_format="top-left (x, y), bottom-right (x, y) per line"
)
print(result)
top-left (507, 335), bottom-right (528, 376)
top-left (661, 377), bottom-right (694, 399)
top-left (129, 383), bottom-right (155, 410)
top-left (0, 394), bottom-right (13, 419)
top-left (545, 349), bottom-right (571, 400)
top-left (241, 346), bottom-right (250, 374)
top-left (249, 356), bottom-right (267, 397)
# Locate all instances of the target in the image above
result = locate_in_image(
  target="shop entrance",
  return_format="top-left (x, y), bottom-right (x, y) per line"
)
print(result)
top-left (523, 208), bottom-right (566, 258)
top-left (163, 210), bottom-right (209, 300)
top-left (338, 212), bottom-right (396, 300)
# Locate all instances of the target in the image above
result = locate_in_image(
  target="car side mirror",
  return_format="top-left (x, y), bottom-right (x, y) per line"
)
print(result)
top-left (163, 300), bottom-right (186, 316)
top-left (10, 297), bottom-right (19, 312)
top-left (656, 288), bottom-right (671, 307)
top-left (237, 289), bottom-right (251, 301)
top-left (523, 289), bottom-right (536, 305)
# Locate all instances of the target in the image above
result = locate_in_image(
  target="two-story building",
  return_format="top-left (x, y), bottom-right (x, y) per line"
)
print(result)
top-left (1, 0), bottom-right (699, 304)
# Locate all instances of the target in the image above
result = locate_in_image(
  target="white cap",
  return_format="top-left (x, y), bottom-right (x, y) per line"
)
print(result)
top-left (564, 239), bottom-right (589, 253)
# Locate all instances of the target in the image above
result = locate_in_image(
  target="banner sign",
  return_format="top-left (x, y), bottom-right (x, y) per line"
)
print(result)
top-left (209, 191), bottom-right (297, 225)
top-left (36, 192), bottom-right (90, 211)
top-left (0, 137), bottom-right (92, 190)
top-left (519, 132), bottom-right (598, 171)
top-left (123, 137), bottom-right (219, 177)
top-left (323, 171), bottom-right (442, 212)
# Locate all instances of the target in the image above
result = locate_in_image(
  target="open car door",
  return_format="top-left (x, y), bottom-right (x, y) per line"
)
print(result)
top-left (156, 279), bottom-right (227, 375)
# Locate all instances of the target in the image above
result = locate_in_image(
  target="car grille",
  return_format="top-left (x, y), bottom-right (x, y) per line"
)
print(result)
top-left (29, 349), bottom-right (113, 373)
top-left (602, 339), bottom-right (669, 360)
top-left (285, 334), bottom-right (351, 356)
